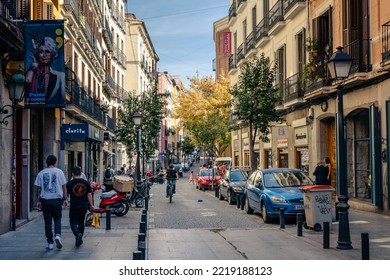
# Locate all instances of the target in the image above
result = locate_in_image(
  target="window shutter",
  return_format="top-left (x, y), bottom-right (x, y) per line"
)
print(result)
top-left (43, 2), bottom-right (54, 20)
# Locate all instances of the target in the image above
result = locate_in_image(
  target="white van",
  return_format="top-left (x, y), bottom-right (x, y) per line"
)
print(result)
top-left (214, 157), bottom-right (232, 169)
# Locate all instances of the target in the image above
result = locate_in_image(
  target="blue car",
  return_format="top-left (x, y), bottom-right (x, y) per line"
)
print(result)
top-left (244, 168), bottom-right (314, 223)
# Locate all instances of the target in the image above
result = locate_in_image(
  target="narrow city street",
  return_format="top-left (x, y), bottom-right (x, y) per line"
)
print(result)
top-left (147, 163), bottom-right (390, 260)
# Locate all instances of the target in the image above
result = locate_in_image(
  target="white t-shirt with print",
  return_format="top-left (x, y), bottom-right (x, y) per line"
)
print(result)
top-left (35, 167), bottom-right (67, 200)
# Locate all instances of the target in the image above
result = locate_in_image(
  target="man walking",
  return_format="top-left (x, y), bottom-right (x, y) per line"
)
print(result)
top-left (35, 155), bottom-right (67, 250)
top-left (66, 166), bottom-right (94, 247)
top-left (313, 161), bottom-right (329, 185)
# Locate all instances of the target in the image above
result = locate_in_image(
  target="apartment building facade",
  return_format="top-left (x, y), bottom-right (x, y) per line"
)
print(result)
top-left (220, 0), bottom-right (390, 213)
top-left (0, 0), bottom-right (132, 234)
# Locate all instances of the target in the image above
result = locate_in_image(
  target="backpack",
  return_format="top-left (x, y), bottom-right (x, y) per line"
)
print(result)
top-left (104, 168), bottom-right (111, 179)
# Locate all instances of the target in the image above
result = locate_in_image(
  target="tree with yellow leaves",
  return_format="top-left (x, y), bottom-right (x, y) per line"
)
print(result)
top-left (175, 75), bottom-right (231, 157)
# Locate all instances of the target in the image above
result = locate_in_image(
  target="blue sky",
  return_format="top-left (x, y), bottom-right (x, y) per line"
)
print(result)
top-left (126, 0), bottom-right (229, 88)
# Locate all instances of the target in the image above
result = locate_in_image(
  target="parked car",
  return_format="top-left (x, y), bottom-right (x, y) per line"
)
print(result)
top-left (181, 162), bottom-right (190, 172)
top-left (196, 168), bottom-right (221, 190)
top-left (173, 164), bottom-right (183, 177)
top-left (218, 168), bottom-right (249, 205)
top-left (244, 168), bottom-right (314, 223)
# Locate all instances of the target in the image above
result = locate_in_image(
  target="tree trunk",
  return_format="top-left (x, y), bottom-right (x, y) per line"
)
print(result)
top-left (249, 124), bottom-right (258, 172)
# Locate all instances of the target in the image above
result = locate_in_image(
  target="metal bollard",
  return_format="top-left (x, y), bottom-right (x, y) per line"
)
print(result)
top-left (138, 233), bottom-right (146, 260)
top-left (215, 186), bottom-right (219, 198)
top-left (145, 195), bottom-right (149, 211)
top-left (139, 221), bottom-right (146, 234)
top-left (335, 202), bottom-right (339, 221)
top-left (361, 233), bottom-right (370, 260)
top-left (323, 222), bottom-right (330, 249)
top-left (279, 208), bottom-right (285, 229)
top-left (106, 209), bottom-right (111, 230)
top-left (297, 213), bottom-right (303, 236)
top-left (133, 250), bottom-right (142, 260)
top-left (240, 195), bottom-right (245, 210)
top-left (236, 195), bottom-right (241, 208)
top-left (141, 211), bottom-right (147, 228)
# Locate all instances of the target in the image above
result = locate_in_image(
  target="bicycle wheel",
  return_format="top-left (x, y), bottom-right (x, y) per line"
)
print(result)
top-left (169, 185), bottom-right (173, 203)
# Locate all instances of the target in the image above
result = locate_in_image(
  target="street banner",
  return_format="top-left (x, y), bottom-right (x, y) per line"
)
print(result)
top-left (24, 20), bottom-right (66, 108)
top-left (223, 31), bottom-right (232, 56)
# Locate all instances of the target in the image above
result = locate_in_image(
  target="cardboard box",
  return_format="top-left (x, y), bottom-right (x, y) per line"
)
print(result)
top-left (113, 175), bottom-right (134, 193)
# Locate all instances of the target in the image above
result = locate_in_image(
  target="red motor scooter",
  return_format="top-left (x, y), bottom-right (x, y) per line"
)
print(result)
top-left (90, 181), bottom-right (130, 216)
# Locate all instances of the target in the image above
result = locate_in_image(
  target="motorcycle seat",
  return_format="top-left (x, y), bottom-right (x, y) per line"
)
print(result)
top-left (101, 190), bottom-right (116, 198)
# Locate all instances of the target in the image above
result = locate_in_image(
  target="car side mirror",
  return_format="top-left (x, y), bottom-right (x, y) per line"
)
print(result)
top-left (255, 180), bottom-right (262, 188)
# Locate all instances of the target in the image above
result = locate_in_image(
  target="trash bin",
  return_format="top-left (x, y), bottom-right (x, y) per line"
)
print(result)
top-left (300, 185), bottom-right (334, 232)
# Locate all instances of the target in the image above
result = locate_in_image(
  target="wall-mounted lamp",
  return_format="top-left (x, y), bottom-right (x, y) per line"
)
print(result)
top-left (1, 66), bottom-right (25, 126)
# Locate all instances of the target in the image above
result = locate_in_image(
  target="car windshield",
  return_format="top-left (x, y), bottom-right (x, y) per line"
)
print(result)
top-left (230, 171), bottom-right (246, 181)
top-left (200, 169), bottom-right (214, 176)
top-left (263, 171), bottom-right (313, 188)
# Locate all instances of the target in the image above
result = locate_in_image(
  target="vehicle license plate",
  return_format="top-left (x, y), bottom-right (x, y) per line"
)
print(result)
top-left (295, 204), bottom-right (305, 210)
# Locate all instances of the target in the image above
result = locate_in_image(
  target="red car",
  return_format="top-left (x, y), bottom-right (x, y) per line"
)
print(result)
top-left (196, 168), bottom-right (221, 190)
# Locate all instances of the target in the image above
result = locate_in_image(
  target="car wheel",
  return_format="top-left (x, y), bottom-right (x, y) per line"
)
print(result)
top-left (218, 188), bottom-right (224, 200)
top-left (244, 196), bottom-right (254, 214)
top-left (228, 190), bottom-right (234, 205)
top-left (261, 203), bottom-right (271, 223)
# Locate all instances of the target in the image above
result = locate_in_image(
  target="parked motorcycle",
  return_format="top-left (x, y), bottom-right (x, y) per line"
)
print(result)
top-left (91, 182), bottom-right (129, 216)
top-left (90, 179), bottom-right (149, 216)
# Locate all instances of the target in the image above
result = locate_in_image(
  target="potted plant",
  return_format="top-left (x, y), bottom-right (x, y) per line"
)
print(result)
top-left (100, 103), bottom-right (109, 113)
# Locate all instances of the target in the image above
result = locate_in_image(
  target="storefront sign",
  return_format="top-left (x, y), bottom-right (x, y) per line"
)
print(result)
top-left (295, 126), bottom-right (308, 146)
top-left (223, 32), bottom-right (231, 56)
top-left (62, 124), bottom-right (88, 140)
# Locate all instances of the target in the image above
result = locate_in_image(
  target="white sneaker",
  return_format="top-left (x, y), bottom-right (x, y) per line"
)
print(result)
top-left (55, 235), bottom-right (62, 249)
top-left (47, 243), bottom-right (54, 250)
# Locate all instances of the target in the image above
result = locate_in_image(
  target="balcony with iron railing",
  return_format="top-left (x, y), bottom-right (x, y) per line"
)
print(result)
top-left (268, 0), bottom-right (285, 35)
top-left (228, 54), bottom-right (237, 72)
top-left (102, 17), bottom-right (113, 51)
top-left (283, 0), bottom-right (306, 20)
top-left (112, 42), bottom-right (127, 68)
top-left (229, 1), bottom-right (237, 22)
top-left (255, 17), bottom-right (270, 48)
top-left (237, 43), bottom-right (245, 64)
top-left (382, 22), bottom-right (390, 63)
top-left (66, 81), bottom-right (116, 132)
top-left (284, 72), bottom-right (305, 106)
top-left (344, 39), bottom-right (372, 74)
top-left (0, 0), bottom-right (24, 51)
top-left (103, 73), bottom-right (116, 97)
top-left (237, 0), bottom-right (247, 13)
top-left (246, 31), bottom-right (256, 57)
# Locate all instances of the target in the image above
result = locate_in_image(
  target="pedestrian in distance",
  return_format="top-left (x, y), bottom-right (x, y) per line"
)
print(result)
top-left (189, 170), bottom-right (194, 184)
top-left (66, 166), bottom-right (94, 248)
top-left (324, 156), bottom-right (332, 185)
top-left (103, 164), bottom-right (114, 192)
top-left (313, 160), bottom-right (329, 185)
top-left (34, 155), bottom-right (67, 250)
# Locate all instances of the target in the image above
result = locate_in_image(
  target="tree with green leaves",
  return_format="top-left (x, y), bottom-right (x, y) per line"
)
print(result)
top-left (116, 87), bottom-right (165, 167)
top-left (181, 136), bottom-right (195, 156)
top-left (230, 53), bottom-right (281, 171)
top-left (175, 75), bottom-right (231, 157)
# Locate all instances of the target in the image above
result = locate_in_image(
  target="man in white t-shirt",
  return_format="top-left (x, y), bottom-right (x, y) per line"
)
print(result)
top-left (35, 155), bottom-right (67, 250)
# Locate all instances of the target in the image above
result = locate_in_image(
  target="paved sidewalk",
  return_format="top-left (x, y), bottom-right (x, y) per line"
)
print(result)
top-left (1, 190), bottom-right (390, 260)
top-left (0, 206), bottom-right (143, 260)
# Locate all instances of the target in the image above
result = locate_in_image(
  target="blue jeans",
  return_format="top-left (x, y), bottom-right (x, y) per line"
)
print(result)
top-left (166, 179), bottom-right (176, 196)
top-left (40, 198), bottom-right (62, 244)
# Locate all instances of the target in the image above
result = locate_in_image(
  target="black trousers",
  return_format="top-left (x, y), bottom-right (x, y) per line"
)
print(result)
top-left (69, 207), bottom-right (88, 237)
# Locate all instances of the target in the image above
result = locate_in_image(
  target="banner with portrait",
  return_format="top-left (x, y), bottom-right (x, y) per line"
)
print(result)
top-left (24, 20), bottom-right (66, 108)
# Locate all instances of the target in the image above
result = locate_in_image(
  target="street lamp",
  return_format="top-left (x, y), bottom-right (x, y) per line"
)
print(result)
top-left (327, 46), bottom-right (353, 250)
top-left (132, 112), bottom-right (143, 185)
top-left (1, 66), bottom-right (25, 231)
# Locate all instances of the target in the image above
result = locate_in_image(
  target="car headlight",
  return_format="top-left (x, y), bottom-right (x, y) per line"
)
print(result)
top-left (270, 196), bottom-right (286, 203)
